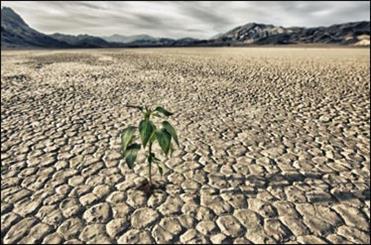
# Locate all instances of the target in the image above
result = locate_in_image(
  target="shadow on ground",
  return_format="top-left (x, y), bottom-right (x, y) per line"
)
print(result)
top-left (221, 171), bottom-right (370, 204)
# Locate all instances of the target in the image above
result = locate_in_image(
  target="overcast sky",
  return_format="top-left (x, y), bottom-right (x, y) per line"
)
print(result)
top-left (1, 1), bottom-right (370, 39)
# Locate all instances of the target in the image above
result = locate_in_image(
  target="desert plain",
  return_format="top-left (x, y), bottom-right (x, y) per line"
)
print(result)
top-left (1, 47), bottom-right (370, 244)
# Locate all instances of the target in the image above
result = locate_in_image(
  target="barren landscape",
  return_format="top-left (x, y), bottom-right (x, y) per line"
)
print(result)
top-left (1, 47), bottom-right (370, 244)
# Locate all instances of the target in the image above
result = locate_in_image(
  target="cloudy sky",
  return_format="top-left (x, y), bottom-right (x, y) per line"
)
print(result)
top-left (1, 1), bottom-right (369, 39)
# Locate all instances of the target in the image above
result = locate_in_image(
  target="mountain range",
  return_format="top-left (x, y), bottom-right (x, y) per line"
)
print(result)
top-left (101, 34), bottom-right (158, 43)
top-left (1, 7), bottom-right (369, 49)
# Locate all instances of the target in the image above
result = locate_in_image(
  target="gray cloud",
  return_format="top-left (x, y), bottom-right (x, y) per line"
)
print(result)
top-left (175, 2), bottom-right (234, 30)
top-left (1, 1), bottom-right (369, 39)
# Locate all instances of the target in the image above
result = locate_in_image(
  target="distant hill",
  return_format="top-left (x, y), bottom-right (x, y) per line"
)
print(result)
top-left (212, 21), bottom-right (370, 46)
top-left (50, 33), bottom-right (111, 48)
top-left (101, 34), bottom-right (158, 43)
top-left (1, 7), bottom-right (369, 49)
top-left (101, 35), bottom-right (204, 47)
top-left (1, 7), bottom-right (71, 49)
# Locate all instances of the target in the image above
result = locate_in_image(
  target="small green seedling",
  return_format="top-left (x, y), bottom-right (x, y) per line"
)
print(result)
top-left (121, 105), bottom-right (179, 187)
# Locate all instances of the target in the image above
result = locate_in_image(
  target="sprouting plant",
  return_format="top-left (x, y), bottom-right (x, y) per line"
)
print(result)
top-left (121, 105), bottom-right (179, 187)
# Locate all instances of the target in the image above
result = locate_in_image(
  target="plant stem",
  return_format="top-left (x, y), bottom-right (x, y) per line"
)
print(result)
top-left (148, 142), bottom-right (152, 186)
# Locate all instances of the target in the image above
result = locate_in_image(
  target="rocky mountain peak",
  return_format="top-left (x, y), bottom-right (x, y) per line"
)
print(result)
top-left (1, 7), bottom-right (29, 28)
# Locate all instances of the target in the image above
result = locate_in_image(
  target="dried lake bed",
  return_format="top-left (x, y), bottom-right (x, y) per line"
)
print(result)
top-left (1, 47), bottom-right (370, 244)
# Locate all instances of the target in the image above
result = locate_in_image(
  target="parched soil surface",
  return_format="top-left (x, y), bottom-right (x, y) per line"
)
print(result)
top-left (1, 48), bottom-right (370, 244)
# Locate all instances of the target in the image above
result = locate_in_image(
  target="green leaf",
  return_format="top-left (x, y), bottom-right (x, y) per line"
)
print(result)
top-left (152, 112), bottom-right (162, 118)
top-left (155, 128), bottom-right (171, 155)
top-left (149, 132), bottom-right (157, 144)
top-left (125, 104), bottom-right (143, 112)
top-left (139, 119), bottom-right (155, 147)
top-left (124, 143), bottom-right (141, 169)
top-left (162, 121), bottom-right (179, 146)
top-left (157, 164), bottom-right (163, 176)
top-left (121, 126), bottom-right (136, 152)
top-left (154, 106), bottom-right (173, 117)
top-left (157, 162), bottom-right (167, 176)
top-left (169, 143), bottom-right (175, 157)
top-left (153, 155), bottom-right (161, 162)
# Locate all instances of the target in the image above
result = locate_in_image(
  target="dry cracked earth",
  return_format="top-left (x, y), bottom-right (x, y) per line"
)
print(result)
top-left (1, 48), bottom-right (370, 244)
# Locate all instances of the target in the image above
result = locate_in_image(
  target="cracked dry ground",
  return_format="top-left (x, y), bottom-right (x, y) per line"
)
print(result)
top-left (1, 48), bottom-right (370, 244)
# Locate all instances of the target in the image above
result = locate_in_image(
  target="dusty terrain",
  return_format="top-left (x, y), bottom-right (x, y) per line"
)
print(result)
top-left (1, 48), bottom-right (370, 244)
